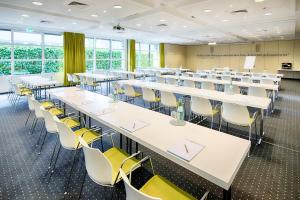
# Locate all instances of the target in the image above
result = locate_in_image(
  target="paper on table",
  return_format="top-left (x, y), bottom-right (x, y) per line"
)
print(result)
top-left (91, 107), bottom-right (115, 116)
top-left (69, 98), bottom-right (94, 106)
top-left (120, 120), bottom-right (148, 133)
top-left (167, 139), bottom-right (205, 162)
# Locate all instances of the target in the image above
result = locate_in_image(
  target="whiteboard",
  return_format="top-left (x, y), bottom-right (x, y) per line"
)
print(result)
top-left (244, 56), bottom-right (256, 70)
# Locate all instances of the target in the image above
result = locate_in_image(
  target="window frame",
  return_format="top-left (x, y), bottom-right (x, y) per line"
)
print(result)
top-left (136, 42), bottom-right (160, 68)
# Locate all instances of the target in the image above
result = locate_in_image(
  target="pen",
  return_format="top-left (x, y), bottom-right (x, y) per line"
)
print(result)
top-left (184, 144), bottom-right (189, 153)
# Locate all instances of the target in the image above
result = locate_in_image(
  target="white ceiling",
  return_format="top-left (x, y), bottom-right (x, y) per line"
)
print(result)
top-left (0, 0), bottom-right (299, 44)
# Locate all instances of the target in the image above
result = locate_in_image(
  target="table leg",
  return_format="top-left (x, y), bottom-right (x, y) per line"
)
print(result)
top-left (223, 187), bottom-right (231, 200)
top-left (120, 134), bottom-right (123, 149)
top-left (258, 109), bottom-right (264, 145)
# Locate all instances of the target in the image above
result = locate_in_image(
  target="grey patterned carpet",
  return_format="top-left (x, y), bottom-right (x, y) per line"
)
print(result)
top-left (0, 79), bottom-right (299, 200)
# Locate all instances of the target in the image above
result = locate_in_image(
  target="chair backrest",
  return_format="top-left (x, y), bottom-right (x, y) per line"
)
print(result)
top-left (119, 169), bottom-right (160, 200)
top-left (55, 120), bottom-right (78, 150)
top-left (72, 74), bottom-right (80, 83)
top-left (260, 78), bottom-right (274, 85)
top-left (222, 75), bottom-right (231, 81)
top-left (241, 77), bottom-right (251, 83)
top-left (160, 91), bottom-right (177, 107)
top-left (79, 137), bottom-right (114, 186)
top-left (67, 73), bottom-right (73, 82)
top-left (124, 85), bottom-right (136, 97)
top-left (248, 87), bottom-right (267, 97)
top-left (183, 80), bottom-right (195, 88)
top-left (224, 84), bottom-right (240, 94)
top-left (128, 74), bottom-right (135, 80)
top-left (166, 78), bottom-right (177, 85)
top-left (182, 73), bottom-right (189, 77)
top-left (113, 82), bottom-right (123, 91)
top-left (79, 75), bottom-right (86, 84)
top-left (191, 96), bottom-right (213, 116)
top-left (142, 88), bottom-right (156, 102)
top-left (27, 95), bottom-right (35, 111)
top-left (208, 74), bottom-right (217, 79)
top-left (193, 73), bottom-right (202, 78)
top-left (32, 99), bottom-right (44, 119)
top-left (156, 76), bottom-right (165, 83)
top-left (86, 77), bottom-right (94, 85)
top-left (201, 82), bottom-right (215, 90)
top-left (41, 108), bottom-right (58, 133)
top-left (221, 103), bottom-right (250, 126)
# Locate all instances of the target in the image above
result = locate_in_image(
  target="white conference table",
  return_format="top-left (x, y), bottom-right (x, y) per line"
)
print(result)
top-left (163, 75), bottom-right (278, 103)
top-left (199, 70), bottom-right (284, 78)
top-left (119, 79), bottom-right (271, 144)
top-left (111, 70), bottom-right (145, 79)
top-left (19, 76), bottom-right (58, 99)
top-left (50, 87), bottom-right (250, 200)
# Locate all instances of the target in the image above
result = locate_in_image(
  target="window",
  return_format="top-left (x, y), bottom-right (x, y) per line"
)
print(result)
top-left (85, 38), bottom-right (126, 71)
top-left (136, 42), bottom-right (159, 68)
top-left (14, 32), bottom-right (42, 74)
top-left (0, 30), bottom-right (64, 75)
top-left (44, 34), bottom-right (63, 73)
top-left (0, 30), bottom-right (11, 75)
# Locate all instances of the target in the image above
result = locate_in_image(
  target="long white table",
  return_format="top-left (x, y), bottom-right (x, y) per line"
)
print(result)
top-left (50, 87), bottom-right (250, 199)
top-left (119, 80), bottom-right (271, 144)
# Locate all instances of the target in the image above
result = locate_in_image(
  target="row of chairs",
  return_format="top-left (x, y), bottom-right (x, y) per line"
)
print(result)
top-left (67, 73), bottom-right (103, 92)
top-left (114, 83), bottom-right (259, 146)
top-left (24, 93), bottom-right (208, 199)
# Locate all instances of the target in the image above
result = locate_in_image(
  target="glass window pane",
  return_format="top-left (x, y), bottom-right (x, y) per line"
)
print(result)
top-left (96, 60), bottom-right (110, 70)
top-left (96, 49), bottom-right (110, 59)
top-left (44, 60), bottom-right (63, 73)
top-left (86, 59), bottom-right (93, 71)
top-left (112, 50), bottom-right (122, 59)
top-left (0, 61), bottom-right (11, 75)
top-left (112, 59), bottom-right (122, 70)
top-left (14, 46), bottom-right (42, 59)
top-left (96, 39), bottom-right (109, 49)
top-left (0, 30), bottom-right (11, 44)
top-left (14, 60), bottom-right (42, 74)
top-left (44, 34), bottom-right (63, 46)
top-left (150, 44), bottom-right (158, 51)
top-left (14, 32), bottom-right (41, 45)
top-left (0, 45), bottom-right (11, 59)
top-left (45, 47), bottom-right (63, 59)
top-left (85, 38), bottom-right (94, 48)
top-left (112, 41), bottom-right (123, 49)
top-left (140, 43), bottom-right (149, 51)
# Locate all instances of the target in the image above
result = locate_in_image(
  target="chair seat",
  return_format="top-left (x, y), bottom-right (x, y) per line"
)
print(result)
top-left (19, 88), bottom-right (32, 96)
top-left (49, 108), bottom-right (63, 116)
top-left (74, 128), bottom-right (101, 148)
top-left (104, 147), bottom-right (139, 183)
top-left (60, 117), bottom-right (80, 128)
top-left (41, 101), bottom-right (54, 109)
top-left (133, 92), bottom-right (142, 97)
top-left (140, 175), bottom-right (197, 200)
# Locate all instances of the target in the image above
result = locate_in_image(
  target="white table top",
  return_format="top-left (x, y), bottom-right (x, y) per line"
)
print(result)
top-left (19, 76), bottom-right (58, 87)
top-left (50, 87), bottom-right (250, 190)
top-left (163, 75), bottom-right (279, 91)
top-left (120, 80), bottom-right (271, 110)
top-left (75, 73), bottom-right (117, 81)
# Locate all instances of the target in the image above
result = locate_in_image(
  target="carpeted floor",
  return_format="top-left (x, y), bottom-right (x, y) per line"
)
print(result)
top-left (0, 79), bottom-right (299, 200)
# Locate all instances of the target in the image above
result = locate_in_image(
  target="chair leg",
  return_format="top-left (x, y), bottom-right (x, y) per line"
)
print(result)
top-left (48, 135), bottom-right (59, 169)
top-left (36, 126), bottom-right (45, 147)
top-left (211, 116), bottom-right (214, 129)
top-left (219, 118), bottom-right (223, 131)
top-left (51, 144), bottom-right (62, 173)
top-left (64, 149), bottom-right (79, 195)
top-left (25, 111), bottom-right (32, 126)
top-left (226, 122), bottom-right (229, 132)
top-left (38, 131), bottom-right (48, 154)
top-left (248, 126), bottom-right (252, 157)
top-left (77, 170), bottom-right (87, 200)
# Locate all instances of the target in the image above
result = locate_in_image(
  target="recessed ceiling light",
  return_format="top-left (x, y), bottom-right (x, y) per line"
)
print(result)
top-left (204, 9), bottom-right (212, 12)
top-left (68, 8), bottom-right (71, 12)
top-left (91, 14), bottom-right (98, 17)
top-left (255, 0), bottom-right (265, 2)
top-left (208, 42), bottom-right (216, 45)
top-left (160, 19), bottom-right (166, 22)
top-left (136, 23), bottom-right (142, 26)
top-left (183, 25), bottom-right (187, 28)
top-left (72, 22), bottom-right (77, 25)
top-left (222, 19), bottom-right (229, 22)
top-left (32, 1), bottom-right (43, 6)
top-left (103, 10), bottom-right (107, 13)
top-left (265, 12), bottom-right (272, 16)
top-left (21, 14), bottom-right (29, 17)
top-left (113, 5), bottom-right (122, 9)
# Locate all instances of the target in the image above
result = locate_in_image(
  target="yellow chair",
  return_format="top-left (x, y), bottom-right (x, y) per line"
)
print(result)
top-left (119, 156), bottom-right (209, 200)
top-left (124, 84), bottom-right (142, 104)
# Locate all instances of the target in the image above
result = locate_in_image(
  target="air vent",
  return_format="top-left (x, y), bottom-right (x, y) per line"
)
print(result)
top-left (231, 9), bottom-right (248, 14)
top-left (68, 1), bottom-right (87, 6)
top-left (157, 24), bottom-right (168, 27)
top-left (40, 20), bottom-right (52, 24)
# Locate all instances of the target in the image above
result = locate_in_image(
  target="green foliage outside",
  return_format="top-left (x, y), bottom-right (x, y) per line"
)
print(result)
top-left (136, 52), bottom-right (154, 68)
top-left (86, 49), bottom-right (123, 71)
top-left (0, 45), bottom-right (63, 75)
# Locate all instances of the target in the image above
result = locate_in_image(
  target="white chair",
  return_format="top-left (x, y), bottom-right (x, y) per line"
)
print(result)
top-left (219, 103), bottom-right (258, 154)
top-left (112, 82), bottom-right (125, 99)
top-left (72, 74), bottom-right (80, 85)
top-left (86, 77), bottom-right (100, 91)
top-left (156, 76), bottom-right (165, 84)
top-left (128, 74), bottom-right (135, 80)
top-left (248, 87), bottom-right (267, 98)
top-left (190, 96), bottom-right (220, 128)
top-left (224, 84), bottom-right (240, 94)
top-left (201, 82), bottom-right (215, 90)
top-left (25, 95), bottom-right (35, 126)
top-left (124, 84), bottom-right (142, 103)
top-left (183, 80), bottom-right (195, 88)
top-left (142, 87), bottom-right (160, 110)
top-left (160, 91), bottom-right (177, 115)
top-left (67, 73), bottom-right (74, 86)
top-left (193, 73), bottom-right (202, 78)
top-left (77, 136), bottom-right (141, 199)
top-left (241, 77), bottom-right (251, 83)
top-left (166, 77), bottom-right (177, 85)
top-left (222, 75), bottom-right (232, 81)
top-left (78, 75), bottom-right (87, 88)
top-left (208, 74), bottom-right (217, 79)
top-left (119, 160), bottom-right (208, 200)
top-left (182, 73), bottom-right (190, 77)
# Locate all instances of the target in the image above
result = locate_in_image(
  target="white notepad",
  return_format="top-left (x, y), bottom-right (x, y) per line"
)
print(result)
top-left (69, 98), bottom-right (94, 106)
top-left (167, 139), bottom-right (205, 162)
top-left (90, 107), bottom-right (115, 116)
top-left (120, 120), bottom-right (148, 133)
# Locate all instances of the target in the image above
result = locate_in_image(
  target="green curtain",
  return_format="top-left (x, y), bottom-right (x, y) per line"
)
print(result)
top-left (127, 39), bottom-right (136, 72)
top-left (160, 43), bottom-right (165, 68)
top-left (64, 32), bottom-right (86, 86)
